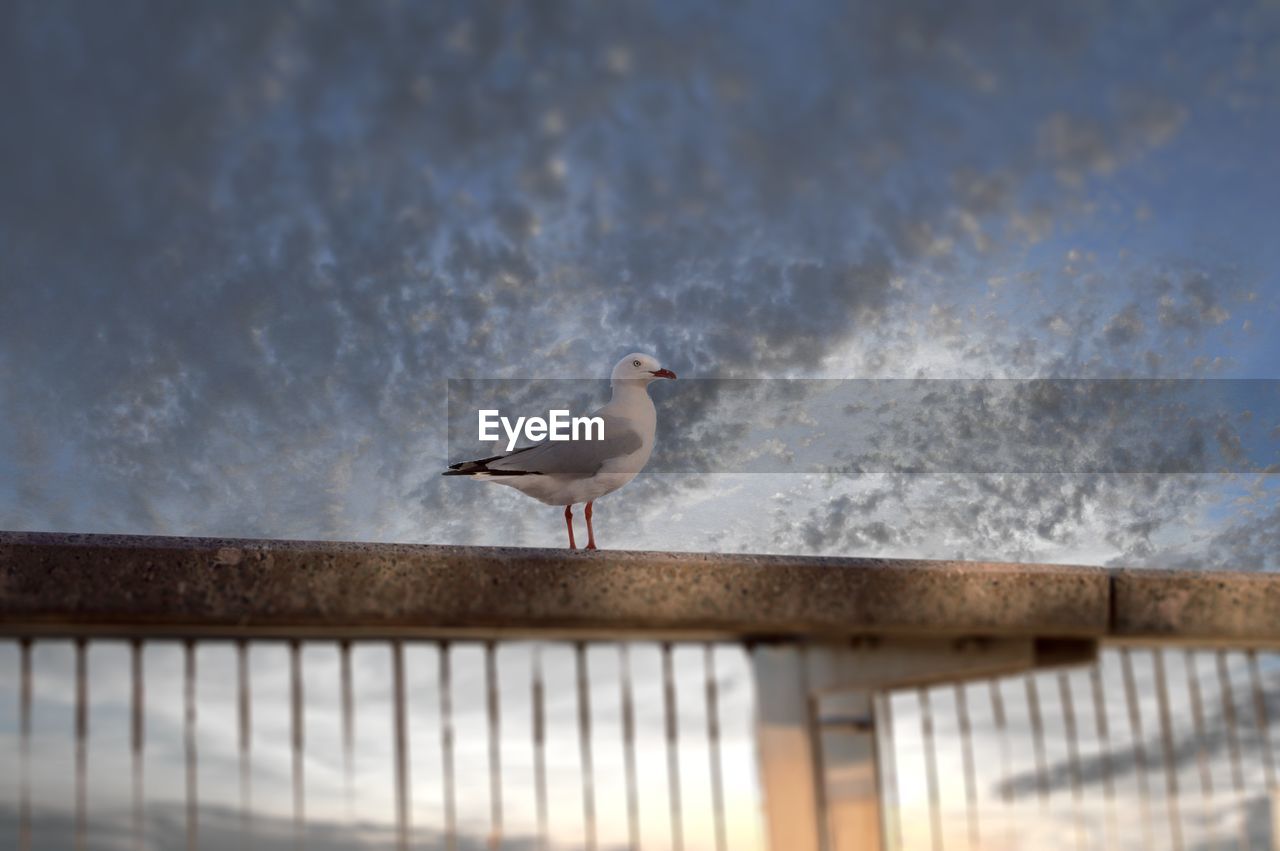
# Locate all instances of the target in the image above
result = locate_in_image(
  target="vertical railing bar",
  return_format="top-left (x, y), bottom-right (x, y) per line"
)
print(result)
top-left (1056, 672), bottom-right (1085, 851)
top-left (874, 691), bottom-right (902, 851)
top-left (74, 638), bottom-right (88, 851)
top-left (1151, 650), bottom-right (1184, 851)
top-left (1119, 647), bottom-right (1153, 850)
top-left (619, 644), bottom-right (641, 851)
top-left (798, 646), bottom-right (831, 851)
top-left (954, 683), bottom-right (980, 851)
top-left (236, 640), bottom-right (251, 843)
top-left (989, 682), bottom-right (1011, 792)
top-left (1024, 674), bottom-right (1049, 811)
top-left (18, 638), bottom-right (32, 851)
top-left (805, 694), bottom-right (831, 851)
top-left (988, 679), bottom-right (1015, 851)
top-left (576, 642), bottom-right (598, 851)
top-left (184, 639), bottom-right (198, 851)
top-left (132, 638), bottom-right (145, 851)
top-left (1090, 665), bottom-right (1111, 793)
top-left (531, 644), bottom-right (549, 851)
top-left (339, 639), bottom-right (354, 826)
top-left (1216, 650), bottom-right (1245, 791)
top-left (1183, 650), bottom-right (1215, 840)
top-left (919, 687), bottom-right (943, 851)
top-left (486, 640), bottom-right (503, 850)
top-left (1215, 650), bottom-right (1249, 851)
top-left (1246, 649), bottom-right (1277, 789)
top-left (1087, 662), bottom-right (1116, 851)
top-left (440, 641), bottom-right (458, 851)
top-left (391, 640), bottom-right (410, 851)
top-left (289, 639), bottom-right (304, 851)
top-left (704, 644), bottom-right (729, 851)
top-left (662, 642), bottom-right (685, 851)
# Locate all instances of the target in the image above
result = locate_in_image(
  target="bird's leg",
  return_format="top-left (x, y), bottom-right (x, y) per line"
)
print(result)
top-left (584, 501), bottom-right (597, 550)
top-left (564, 504), bottom-right (577, 549)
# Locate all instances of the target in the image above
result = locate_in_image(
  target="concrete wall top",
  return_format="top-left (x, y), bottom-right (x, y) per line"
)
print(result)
top-left (0, 532), bottom-right (1274, 644)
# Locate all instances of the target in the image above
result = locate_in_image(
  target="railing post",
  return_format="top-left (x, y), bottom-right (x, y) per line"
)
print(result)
top-left (753, 644), bottom-right (825, 851)
top-left (753, 638), bottom-right (1059, 851)
top-left (803, 644), bottom-right (885, 849)
top-left (807, 665), bottom-right (879, 850)
top-left (1271, 787), bottom-right (1280, 850)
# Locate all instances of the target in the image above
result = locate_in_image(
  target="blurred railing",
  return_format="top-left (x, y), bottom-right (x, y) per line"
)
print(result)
top-left (2, 636), bottom-right (756, 851)
top-left (862, 644), bottom-right (1279, 850)
top-left (2, 532), bottom-right (1279, 850)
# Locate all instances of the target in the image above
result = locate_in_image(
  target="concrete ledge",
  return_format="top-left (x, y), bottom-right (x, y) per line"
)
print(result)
top-left (1111, 568), bottom-right (1280, 646)
top-left (0, 531), bottom-right (1274, 644)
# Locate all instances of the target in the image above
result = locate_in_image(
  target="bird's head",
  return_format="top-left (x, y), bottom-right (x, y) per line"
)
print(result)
top-left (612, 353), bottom-right (676, 386)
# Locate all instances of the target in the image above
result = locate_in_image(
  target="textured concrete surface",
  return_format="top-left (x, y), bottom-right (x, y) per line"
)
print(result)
top-left (1111, 568), bottom-right (1280, 645)
top-left (0, 531), bottom-right (1273, 643)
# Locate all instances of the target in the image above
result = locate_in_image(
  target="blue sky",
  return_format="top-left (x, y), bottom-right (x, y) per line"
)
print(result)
top-left (3, 3), bottom-right (1280, 847)
top-left (2, 0), bottom-right (1278, 563)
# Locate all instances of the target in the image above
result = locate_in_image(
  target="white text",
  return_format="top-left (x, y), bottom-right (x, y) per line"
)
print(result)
top-left (478, 410), bottom-right (604, 451)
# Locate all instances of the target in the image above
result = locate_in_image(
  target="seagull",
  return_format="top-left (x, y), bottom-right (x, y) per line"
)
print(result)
top-left (444, 353), bottom-right (676, 549)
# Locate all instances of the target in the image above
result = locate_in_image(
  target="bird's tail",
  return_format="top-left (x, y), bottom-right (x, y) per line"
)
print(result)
top-left (442, 455), bottom-right (503, 476)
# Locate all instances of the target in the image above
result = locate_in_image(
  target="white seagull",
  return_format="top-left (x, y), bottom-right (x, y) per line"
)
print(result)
top-left (444, 353), bottom-right (676, 549)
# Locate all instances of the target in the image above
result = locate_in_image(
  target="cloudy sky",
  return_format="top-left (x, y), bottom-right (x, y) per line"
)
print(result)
top-left (2, 0), bottom-right (1279, 567)
top-left (2, 3), bottom-right (1280, 847)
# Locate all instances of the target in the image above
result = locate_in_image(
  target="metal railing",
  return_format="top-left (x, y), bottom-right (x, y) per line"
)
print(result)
top-left (3, 532), bottom-right (1280, 850)
top-left (2, 637), bottom-right (760, 851)
top-left (877, 645), bottom-right (1279, 850)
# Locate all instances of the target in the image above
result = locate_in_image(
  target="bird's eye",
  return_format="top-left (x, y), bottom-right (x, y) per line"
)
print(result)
top-left (632, 359), bottom-right (641, 367)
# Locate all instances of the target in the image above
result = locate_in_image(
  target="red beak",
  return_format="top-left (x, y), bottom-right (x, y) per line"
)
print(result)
top-left (650, 368), bottom-right (677, 380)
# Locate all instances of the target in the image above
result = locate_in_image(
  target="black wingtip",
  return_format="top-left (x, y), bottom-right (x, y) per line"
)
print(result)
top-left (443, 454), bottom-right (503, 476)
top-left (442, 461), bottom-right (485, 476)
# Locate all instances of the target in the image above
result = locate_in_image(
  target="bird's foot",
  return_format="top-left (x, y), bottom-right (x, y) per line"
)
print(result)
top-left (585, 543), bottom-right (597, 550)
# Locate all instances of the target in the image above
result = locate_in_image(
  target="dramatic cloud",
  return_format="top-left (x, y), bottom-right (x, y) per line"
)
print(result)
top-left (4, 5), bottom-right (1280, 847)
top-left (1, 0), bottom-right (1276, 561)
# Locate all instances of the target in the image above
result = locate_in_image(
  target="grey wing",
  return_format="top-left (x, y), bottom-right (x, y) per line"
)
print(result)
top-left (485, 415), bottom-right (644, 476)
